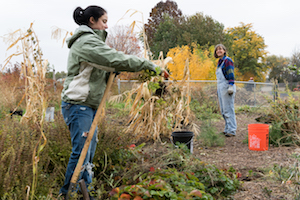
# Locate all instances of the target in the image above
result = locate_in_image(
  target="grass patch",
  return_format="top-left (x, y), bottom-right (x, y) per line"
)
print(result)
top-left (236, 104), bottom-right (260, 114)
top-left (106, 101), bottom-right (131, 118)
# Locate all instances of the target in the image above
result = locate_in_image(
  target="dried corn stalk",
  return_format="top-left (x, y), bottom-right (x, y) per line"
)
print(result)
top-left (4, 23), bottom-right (48, 124)
top-left (3, 23), bottom-right (48, 199)
top-left (110, 54), bottom-right (199, 143)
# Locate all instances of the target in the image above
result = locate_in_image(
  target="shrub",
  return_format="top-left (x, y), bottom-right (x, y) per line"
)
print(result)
top-left (265, 94), bottom-right (300, 146)
top-left (198, 121), bottom-right (225, 147)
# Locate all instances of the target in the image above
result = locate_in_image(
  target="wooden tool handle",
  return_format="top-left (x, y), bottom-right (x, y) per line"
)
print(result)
top-left (67, 72), bottom-right (115, 196)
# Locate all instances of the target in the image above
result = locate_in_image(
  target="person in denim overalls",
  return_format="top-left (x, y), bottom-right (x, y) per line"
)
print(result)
top-left (214, 44), bottom-right (237, 137)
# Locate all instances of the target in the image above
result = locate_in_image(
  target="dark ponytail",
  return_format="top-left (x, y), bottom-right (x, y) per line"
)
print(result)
top-left (73, 6), bottom-right (106, 26)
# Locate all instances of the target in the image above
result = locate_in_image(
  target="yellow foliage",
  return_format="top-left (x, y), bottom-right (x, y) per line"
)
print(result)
top-left (225, 23), bottom-right (268, 81)
top-left (166, 44), bottom-right (216, 80)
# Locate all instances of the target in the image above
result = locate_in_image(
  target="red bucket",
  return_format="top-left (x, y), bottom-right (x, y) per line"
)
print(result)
top-left (248, 124), bottom-right (269, 151)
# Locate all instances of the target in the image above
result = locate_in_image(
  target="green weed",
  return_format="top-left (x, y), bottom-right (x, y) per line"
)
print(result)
top-left (190, 99), bottom-right (220, 121)
top-left (198, 121), bottom-right (225, 147)
top-left (235, 104), bottom-right (260, 114)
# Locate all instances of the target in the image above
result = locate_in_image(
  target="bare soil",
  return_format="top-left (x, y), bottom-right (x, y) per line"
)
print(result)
top-left (192, 112), bottom-right (298, 200)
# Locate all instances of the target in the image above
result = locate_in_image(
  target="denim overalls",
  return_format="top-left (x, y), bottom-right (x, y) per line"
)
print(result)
top-left (216, 58), bottom-right (237, 135)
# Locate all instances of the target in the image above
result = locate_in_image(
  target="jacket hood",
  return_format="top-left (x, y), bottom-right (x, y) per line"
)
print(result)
top-left (66, 25), bottom-right (107, 48)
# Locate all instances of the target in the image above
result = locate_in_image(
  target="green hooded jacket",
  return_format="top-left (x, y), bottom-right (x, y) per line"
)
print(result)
top-left (61, 25), bottom-right (155, 110)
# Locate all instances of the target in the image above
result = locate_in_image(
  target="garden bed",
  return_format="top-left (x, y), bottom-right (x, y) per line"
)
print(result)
top-left (123, 112), bottom-right (298, 199)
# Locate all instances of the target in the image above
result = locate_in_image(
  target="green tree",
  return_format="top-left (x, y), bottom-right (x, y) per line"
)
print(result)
top-left (144, 0), bottom-right (183, 58)
top-left (145, 1), bottom-right (225, 59)
top-left (151, 14), bottom-right (182, 58)
top-left (55, 71), bottom-right (67, 80)
top-left (266, 55), bottom-right (290, 83)
top-left (225, 23), bottom-right (268, 81)
top-left (45, 63), bottom-right (54, 79)
top-left (290, 49), bottom-right (300, 82)
top-left (179, 12), bottom-right (225, 47)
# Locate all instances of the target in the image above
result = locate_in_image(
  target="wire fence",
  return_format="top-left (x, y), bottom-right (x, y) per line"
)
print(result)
top-left (116, 79), bottom-right (277, 107)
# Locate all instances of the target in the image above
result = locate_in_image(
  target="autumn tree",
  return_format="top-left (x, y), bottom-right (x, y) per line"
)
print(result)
top-left (106, 25), bottom-right (142, 57)
top-left (144, 0), bottom-right (183, 58)
top-left (106, 25), bottom-right (143, 79)
top-left (1, 62), bottom-right (23, 87)
top-left (225, 23), bottom-right (268, 81)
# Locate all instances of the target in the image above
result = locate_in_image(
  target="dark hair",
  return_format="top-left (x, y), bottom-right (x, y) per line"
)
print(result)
top-left (73, 6), bottom-right (106, 26)
top-left (214, 44), bottom-right (227, 58)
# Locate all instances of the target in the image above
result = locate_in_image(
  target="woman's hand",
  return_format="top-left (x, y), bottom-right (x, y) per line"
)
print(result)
top-left (161, 69), bottom-right (170, 79)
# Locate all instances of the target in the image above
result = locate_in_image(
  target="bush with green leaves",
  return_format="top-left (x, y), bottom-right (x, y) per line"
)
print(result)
top-left (264, 94), bottom-right (300, 147)
top-left (269, 122), bottom-right (295, 147)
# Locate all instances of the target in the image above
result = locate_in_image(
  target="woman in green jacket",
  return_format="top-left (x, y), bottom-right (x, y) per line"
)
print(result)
top-left (59, 5), bottom-right (163, 198)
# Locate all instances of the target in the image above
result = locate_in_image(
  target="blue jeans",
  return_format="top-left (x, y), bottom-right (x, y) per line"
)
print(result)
top-left (59, 101), bottom-right (98, 195)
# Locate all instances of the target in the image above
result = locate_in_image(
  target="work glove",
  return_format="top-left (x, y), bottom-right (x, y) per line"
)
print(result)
top-left (148, 64), bottom-right (158, 75)
top-left (160, 69), bottom-right (170, 79)
top-left (228, 85), bottom-right (234, 95)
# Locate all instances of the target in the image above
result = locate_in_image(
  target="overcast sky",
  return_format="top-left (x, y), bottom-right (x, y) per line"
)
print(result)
top-left (1, 0), bottom-right (299, 72)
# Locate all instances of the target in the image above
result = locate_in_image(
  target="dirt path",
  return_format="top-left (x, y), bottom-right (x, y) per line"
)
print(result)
top-left (193, 113), bottom-right (298, 199)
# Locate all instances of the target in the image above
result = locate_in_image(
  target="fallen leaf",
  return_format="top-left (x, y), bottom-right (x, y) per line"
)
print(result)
top-left (189, 189), bottom-right (202, 197)
top-left (119, 193), bottom-right (131, 200)
top-left (109, 187), bottom-right (119, 196)
top-left (144, 191), bottom-right (151, 197)
top-left (150, 167), bottom-right (155, 172)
